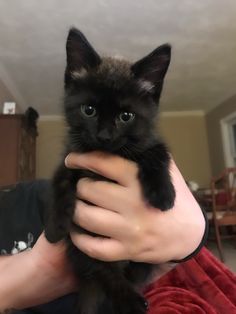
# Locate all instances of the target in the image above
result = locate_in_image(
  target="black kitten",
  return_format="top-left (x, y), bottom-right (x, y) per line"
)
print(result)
top-left (45, 28), bottom-right (175, 314)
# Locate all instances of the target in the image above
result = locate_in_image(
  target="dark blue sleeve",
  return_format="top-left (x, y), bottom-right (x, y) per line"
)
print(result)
top-left (0, 180), bottom-right (77, 314)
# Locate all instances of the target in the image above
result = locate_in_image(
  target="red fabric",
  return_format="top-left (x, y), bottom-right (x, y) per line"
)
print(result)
top-left (144, 248), bottom-right (236, 314)
top-left (215, 191), bottom-right (229, 206)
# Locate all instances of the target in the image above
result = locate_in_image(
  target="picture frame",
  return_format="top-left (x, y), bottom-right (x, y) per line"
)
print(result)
top-left (3, 102), bottom-right (16, 114)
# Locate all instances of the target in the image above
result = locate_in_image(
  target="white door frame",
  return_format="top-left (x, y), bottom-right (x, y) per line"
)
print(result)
top-left (220, 111), bottom-right (236, 167)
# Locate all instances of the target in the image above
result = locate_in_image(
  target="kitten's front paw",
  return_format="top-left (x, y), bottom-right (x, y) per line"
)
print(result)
top-left (45, 220), bottom-right (68, 243)
top-left (125, 295), bottom-right (148, 314)
top-left (144, 181), bottom-right (175, 211)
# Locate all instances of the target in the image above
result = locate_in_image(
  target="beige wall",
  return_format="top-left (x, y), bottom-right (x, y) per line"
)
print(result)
top-left (206, 95), bottom-right (236, 176)
top-left (0, 79), bottom-right (16, 111)
top-left (159, 113), bottom-right (211, 187)
top-left (36, 118), bottom-right (66, 178)
top-left (36, 113), bottom-right (211, 187)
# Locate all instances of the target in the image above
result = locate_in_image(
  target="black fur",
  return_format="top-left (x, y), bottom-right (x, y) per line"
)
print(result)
top-left (45, 27), bottom-right (175, 314)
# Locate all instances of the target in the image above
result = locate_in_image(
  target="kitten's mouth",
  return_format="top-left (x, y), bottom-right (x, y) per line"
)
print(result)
top-left (74, 136), bottom-right (127, 153)
top-left (89, 137), bottom-right (127, 153)
top-left (96, 141), bottom-right (124, 152)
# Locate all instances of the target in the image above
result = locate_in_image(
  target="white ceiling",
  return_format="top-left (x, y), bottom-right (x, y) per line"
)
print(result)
top-left (0, 0), bottom-right (236, 115)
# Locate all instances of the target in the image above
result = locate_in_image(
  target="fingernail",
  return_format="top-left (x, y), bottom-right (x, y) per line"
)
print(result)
top-left (64, 154), bottom-right (70, 167)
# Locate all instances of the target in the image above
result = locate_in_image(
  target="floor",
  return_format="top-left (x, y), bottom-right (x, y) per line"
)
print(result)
top-left (206, 239), bottom-right (236, 273)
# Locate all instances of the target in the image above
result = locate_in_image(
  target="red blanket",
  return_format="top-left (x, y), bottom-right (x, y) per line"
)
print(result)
top-left (144, 248), bottom-right (236, 314)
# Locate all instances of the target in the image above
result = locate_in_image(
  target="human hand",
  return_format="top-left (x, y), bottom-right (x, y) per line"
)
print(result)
top-left (66, 152), bottom-right (205, 264)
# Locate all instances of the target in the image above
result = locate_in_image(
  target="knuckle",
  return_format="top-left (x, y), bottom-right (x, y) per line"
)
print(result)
top-left (76, 205), bottom-right (89, 227)
top-left (85, 240), bottom-right (112, 261)
top-left (127, 244), bottom-right (138, 260)
top-left (131, 220), bottom-right (144, 239)
top-left (77, 179), bottom-right (91, 198)
top-left (127, 225), bottom-right (149, 259)
top-left (86, 244), bottom-right (101, 259)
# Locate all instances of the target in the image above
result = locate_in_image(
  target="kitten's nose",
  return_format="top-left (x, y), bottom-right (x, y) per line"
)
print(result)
top-left (97, 129), bottom-right (111, 142)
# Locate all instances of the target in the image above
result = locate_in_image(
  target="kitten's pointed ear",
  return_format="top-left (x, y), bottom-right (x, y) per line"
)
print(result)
top-left (131, 44), bottom-right (171, 95)
top-left (65, 28), bottom-right (101, 84)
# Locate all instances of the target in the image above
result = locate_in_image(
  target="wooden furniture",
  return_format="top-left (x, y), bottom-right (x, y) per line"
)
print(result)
top-left (210, 168), bottom-right (236, 261)
top-left (0, 114), bottom-right (38, 187)
top-left (194, 188), bottom-right (213, 212)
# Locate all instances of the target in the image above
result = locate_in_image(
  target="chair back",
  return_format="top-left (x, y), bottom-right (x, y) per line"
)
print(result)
top-left (211, 167), bottom-right (236, 222)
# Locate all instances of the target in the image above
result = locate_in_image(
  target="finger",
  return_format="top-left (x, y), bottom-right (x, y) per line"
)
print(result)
top-left (70, 232), bottom-right (127, 261)
top-left (74, 200), bottom-right (125, 238)
top-left (76, 179), bottom-right (131, 213)
top-left (65, 152), bottom-right (138, 187)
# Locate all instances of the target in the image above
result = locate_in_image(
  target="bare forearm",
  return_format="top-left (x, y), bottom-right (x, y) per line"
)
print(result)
top-left (167, 160), bottom-right (206, 261)
top-left (0, 251), bottom-right (35, 311)
top-left (0, 243), bottom-right (75, 311)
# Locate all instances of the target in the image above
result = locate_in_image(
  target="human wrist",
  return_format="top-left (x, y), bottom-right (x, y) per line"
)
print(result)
top-left (171, 206), bottom-right (207, 262)
top-left (166, 161), bottom-right (207, 262)
top-left (165, 195), bottom-right (206, 263)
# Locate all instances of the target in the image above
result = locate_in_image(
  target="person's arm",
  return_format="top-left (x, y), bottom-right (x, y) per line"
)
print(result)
top-left (66, 152), bottom-right (206, 263)
top-left (0, 152), bottom-right (206, 311)
top-left (0, 234), bottom-right (76, 312)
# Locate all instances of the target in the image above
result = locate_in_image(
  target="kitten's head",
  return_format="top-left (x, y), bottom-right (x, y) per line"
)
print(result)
top-left (64, 27), bottom-right (171, 153)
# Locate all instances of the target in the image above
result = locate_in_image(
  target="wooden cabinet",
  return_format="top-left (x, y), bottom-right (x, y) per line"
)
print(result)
top-left (0, 114), bottom-right (38, 187)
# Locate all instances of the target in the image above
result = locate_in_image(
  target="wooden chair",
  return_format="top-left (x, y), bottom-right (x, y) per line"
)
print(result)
top-left (209, 168), bottom-right (236, 261)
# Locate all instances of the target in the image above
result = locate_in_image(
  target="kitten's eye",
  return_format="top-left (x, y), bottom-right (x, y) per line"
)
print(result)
top-left (118, 112), bottom-right (135, 123)
top-left (81, 104), bottom-right (96, 117)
